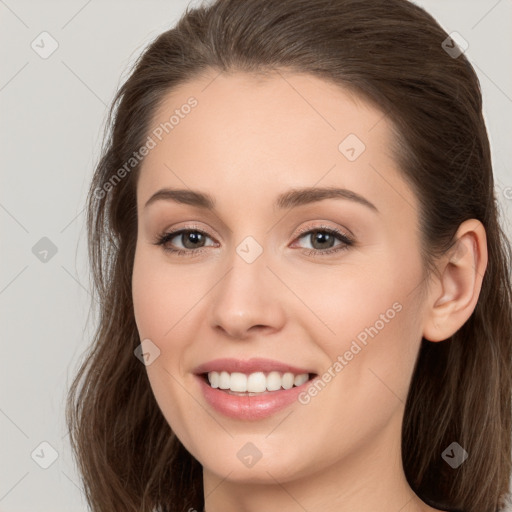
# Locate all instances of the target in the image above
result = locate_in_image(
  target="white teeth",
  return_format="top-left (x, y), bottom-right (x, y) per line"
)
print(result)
top-left (282, 372), bottom-right (294, 389)
top-left (218, 371), bottom-right (230, 389)
top-left (266, 371), bottom-right (282, 391)
top-left (247, 372), bottom-right (267, 392)
top-left (208, 371), bottom-right (220, 388)
top-left (293, 373), bottom-right (309, 386)
top-left (230, 372), bottom-right (247, 392)
top-left (207, 370), bottom-right (311, 393)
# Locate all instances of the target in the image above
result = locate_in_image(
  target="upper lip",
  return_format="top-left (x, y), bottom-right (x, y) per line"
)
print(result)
top-left (193, 357), bottom-right (316, 376)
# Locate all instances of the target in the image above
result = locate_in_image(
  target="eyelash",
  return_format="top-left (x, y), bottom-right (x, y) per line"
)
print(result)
top-left (152, 224), bottom-right (354, 258)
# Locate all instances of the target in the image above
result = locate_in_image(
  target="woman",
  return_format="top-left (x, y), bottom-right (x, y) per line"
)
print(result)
top-left (66, 0), bottom-right (512, 511)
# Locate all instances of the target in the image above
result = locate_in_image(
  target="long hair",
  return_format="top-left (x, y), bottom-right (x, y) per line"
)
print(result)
top-left (65, 1), bottom-right (512, 511)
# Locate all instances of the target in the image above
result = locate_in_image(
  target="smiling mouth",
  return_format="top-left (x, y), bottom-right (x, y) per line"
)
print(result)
top-left (200, 371), bottom-right (317, 396)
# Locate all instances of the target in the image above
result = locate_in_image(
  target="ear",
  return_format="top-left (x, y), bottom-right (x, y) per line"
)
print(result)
top-left (422, 219), bottom-right (488, 342)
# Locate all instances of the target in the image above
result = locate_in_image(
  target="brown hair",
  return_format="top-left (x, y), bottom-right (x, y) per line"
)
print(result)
top-left (66, 0), bottom-right (512, 511)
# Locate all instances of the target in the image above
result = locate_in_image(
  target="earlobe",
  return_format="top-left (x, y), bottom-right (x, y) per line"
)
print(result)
top-left (422, 219), bottom-right (488, 343)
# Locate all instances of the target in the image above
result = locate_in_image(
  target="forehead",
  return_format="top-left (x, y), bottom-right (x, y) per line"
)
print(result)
top-left (136, 70), bottom-right (417, 220)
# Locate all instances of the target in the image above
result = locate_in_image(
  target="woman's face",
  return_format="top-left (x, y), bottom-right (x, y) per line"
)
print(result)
top-left (132, 71), bottom-right (429, 485)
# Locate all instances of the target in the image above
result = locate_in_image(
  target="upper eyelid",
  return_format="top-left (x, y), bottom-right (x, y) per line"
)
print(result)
top-left (294, 224), bottom-right (352, 237)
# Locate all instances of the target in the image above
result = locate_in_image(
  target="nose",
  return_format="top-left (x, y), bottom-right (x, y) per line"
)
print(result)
top-left (208, 248), bottom-right (286, 340)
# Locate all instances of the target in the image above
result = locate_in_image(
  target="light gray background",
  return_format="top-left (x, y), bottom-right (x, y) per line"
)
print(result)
top-left (1, 1), bottom-right (511, 510)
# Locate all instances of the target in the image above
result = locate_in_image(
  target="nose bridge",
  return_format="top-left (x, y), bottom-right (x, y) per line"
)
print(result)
top-left (208, 233), bottom-right (285, 338)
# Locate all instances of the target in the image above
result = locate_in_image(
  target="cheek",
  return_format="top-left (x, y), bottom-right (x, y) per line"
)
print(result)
top-left (284, 257), bottom-right (408, 343)
top-left (296, 253), bottom-right (423, 395)
top-left (132, 247), bottom-right (198, 339)
top-left (295, 286), bottom-right (422, 456)
top-left (132, 248), bottom-right (201, 446)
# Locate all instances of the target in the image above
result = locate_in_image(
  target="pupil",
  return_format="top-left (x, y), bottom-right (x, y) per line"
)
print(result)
top-left (312, 231), bottom-right (333, 249)
top-left (184, 232), bottom-right (204, 249)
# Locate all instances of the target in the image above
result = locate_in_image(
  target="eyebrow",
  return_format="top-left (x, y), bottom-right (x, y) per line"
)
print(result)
top-left (144, 186), bottom-right (379, 213)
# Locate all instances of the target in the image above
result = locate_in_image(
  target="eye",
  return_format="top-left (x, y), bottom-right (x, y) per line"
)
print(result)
top-left (292, 226), bottom-right (354, 257)
top-left (153, 227), bottom-right (216, 257)
top-left (152, 224), bottom-right (355, 258)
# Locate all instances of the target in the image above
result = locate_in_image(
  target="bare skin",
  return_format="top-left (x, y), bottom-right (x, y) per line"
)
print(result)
top-left (131, 70), bottom-right (487, 512)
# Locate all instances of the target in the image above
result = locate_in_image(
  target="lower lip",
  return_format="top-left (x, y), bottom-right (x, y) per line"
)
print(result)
top-left (196, 374), bottom-right (315, 421)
